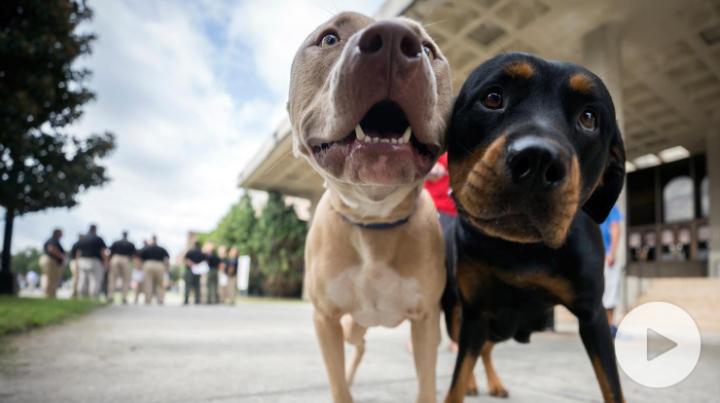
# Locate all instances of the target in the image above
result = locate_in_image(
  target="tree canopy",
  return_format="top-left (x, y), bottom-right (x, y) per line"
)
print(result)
top-left (0, 0), bottom-right (115, 215)
top-left (206, 191), bottom-right (307, 297)
top-left (0, 0), bottom-right (115, 292)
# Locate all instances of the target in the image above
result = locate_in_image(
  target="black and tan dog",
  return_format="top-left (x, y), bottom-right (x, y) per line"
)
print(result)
top-left (442, 53), bottom-right (626, 403)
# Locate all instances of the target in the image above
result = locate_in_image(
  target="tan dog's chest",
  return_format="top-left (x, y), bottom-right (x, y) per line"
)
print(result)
top-left (327, 261), bottom-right (424, 328)
top-left (306, 191), bottom-right (445, 328)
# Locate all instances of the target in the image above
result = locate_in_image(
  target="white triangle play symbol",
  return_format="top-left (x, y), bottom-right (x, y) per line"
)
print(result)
top-left (646, 328), bottom-right (678, 361)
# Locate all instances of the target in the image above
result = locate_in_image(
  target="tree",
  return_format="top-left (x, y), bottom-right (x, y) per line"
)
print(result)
top-left (0, 1), bottom-right (116, 293)
top-left (252, 192), bottom-right (307, 297)
top-left (210, 193), bottom-right (258, 255)
top-left (204, 192), bottom-right (308, 297)
top-left (10, 247), bottom-right (41, 276)
top-left (207, 192), bottom-right (261, 293)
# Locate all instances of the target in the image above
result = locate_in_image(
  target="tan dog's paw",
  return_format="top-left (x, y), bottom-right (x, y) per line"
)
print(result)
top-left (465, 386), bottom-right (479, 396)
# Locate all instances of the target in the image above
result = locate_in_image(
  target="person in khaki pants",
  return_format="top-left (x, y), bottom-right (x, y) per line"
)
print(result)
top-left (137, 235), bottom-right (170, 305)
top-left (108, 231), bottom-right (137, 304)
top-left (68, 234), bottom-right (83, 298)
top-left (76, 224), bottom-right (108, 300)
top-left (39, 228), bottom-right (65, 298)
top-left (223, 246), bottom-right (239, 305)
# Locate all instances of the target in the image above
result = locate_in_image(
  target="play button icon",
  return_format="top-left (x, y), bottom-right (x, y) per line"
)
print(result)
top-left (646, 328), bottom-right (677, 361)
top-left (615, 302), bottom-right (701, 388)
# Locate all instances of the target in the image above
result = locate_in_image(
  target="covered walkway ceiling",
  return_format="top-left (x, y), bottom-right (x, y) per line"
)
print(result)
top-left (239, 0), bottom-right (720, 200)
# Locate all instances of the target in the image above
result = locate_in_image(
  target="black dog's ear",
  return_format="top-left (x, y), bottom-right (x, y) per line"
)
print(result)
top-left (582, 126), bottom-right (626, 223)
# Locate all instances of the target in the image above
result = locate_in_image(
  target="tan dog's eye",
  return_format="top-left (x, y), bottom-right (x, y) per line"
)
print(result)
top-left (422, 43), bottom-right (434, 59)
top-left (579, 110), bottom-right (597, 131)
top-left (319, 33), bottom-right (339, 48)
top-left (482, 91), bottom-right (503, 110)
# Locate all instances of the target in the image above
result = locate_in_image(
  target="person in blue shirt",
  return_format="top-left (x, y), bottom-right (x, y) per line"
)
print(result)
top-left (600, 205), bottom-right (623, 336)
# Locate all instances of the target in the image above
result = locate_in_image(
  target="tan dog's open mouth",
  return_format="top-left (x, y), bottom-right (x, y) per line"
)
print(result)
top-left (308, 99), bottom-right (439, 185)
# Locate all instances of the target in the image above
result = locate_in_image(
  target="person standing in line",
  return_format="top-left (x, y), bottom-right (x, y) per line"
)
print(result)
top-left (137, 235), bottom-right (170, 305)
top-left (203, 242), bottom-right (221, 305)
top-left (133, 240), bottom-right (149, 304)
top-left (39, 229), bottom-right (65, 298)
top-left (422, 153), bottom-right (460, 353)
top-left (76, 224), bottom-right (108, 299)
top-left (217, 245), bottom-right (228, 303)
top-left (424, 153), bottom-right (457, 231)
top-left (68, 234), bottom-right (83, 298)
top-left (224, 246), bottom-right (240, 305)
top-left (601, 205), bottom-right (624, 337)
top-left (183, 241), bottom-right (205, 305)
top-left (108, 231), bottom-right (137, 304)
top-left (26, 270), bottom-right (39, 290)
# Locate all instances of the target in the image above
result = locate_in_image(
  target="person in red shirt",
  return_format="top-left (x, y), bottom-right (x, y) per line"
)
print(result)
top-left (424, 153), bottom-right (456, 231)
top-left (418, 153), bottom-right (459, 353)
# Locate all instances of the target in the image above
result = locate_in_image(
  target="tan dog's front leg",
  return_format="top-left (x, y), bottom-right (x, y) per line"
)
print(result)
top-left (314, 311), bottom-right (353, 403)
top-left (411, 305), bottom-right (441, 403)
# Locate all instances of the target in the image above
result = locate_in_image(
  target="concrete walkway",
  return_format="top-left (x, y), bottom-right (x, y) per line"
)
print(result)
top-left (0, 298), bottom-right (718, 402)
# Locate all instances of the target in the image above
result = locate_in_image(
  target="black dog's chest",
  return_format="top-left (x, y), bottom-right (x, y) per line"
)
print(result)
top-left (456, 260), bottom-right (569, 343)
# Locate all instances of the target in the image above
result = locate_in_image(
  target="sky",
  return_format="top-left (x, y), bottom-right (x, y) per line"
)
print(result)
top-left (6, 0), bottom-right (384, 257)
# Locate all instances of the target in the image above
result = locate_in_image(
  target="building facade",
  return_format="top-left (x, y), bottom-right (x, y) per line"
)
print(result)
top-left (238, 0), bottom-right (720, 296)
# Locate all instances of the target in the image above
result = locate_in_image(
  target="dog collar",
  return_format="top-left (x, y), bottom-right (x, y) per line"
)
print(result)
top-left (339, 213), bottom-right (411, 230)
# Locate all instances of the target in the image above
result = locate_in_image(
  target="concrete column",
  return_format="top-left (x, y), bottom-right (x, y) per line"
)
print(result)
top-left (582, 23), bottom-right (631, 312)
top-left (583, 24), bottom-right (625, 131)
top-left (707, 133), bottom-right (720, 277)
top-left (583, 23), bottom-right (625, 217)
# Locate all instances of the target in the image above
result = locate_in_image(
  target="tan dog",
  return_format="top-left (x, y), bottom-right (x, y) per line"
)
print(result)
top-left (288, 12), bottom-right (452, 403)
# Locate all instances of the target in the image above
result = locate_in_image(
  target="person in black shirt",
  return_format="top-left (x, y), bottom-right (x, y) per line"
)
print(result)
top-left (137, 235), bottom-right (170, 305)
top-left (108, 231), bottom-right (137, 304)
top-left (183, 241), bottom-right (205, 305)
top-left (75, 224), bottom-right (108, 299)
top-left (203, 243), bottom-right (221, 304)
top-left (68, 234), bottom-right (83, 298)
top-left (223, 246), bottom-right (240, 305)
top-left (39, 228), bottom-right (65, 298)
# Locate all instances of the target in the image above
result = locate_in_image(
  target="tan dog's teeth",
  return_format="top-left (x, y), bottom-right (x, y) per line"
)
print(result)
top-left (391, 138), bottom-right (398, 144)
top-left (400, 127), bottom-right (412, 144)
top-left (380, 138), bottom-right (389, 143)
top-left (355, 125), bottom-right (367, 141)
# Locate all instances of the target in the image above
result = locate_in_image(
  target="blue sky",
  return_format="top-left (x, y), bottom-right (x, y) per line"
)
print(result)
top-left (8, 0), bottom-right (384, 257)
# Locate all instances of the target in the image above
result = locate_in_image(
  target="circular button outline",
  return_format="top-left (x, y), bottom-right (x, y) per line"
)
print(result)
top-left (614, 301), bottom-right (702, 389)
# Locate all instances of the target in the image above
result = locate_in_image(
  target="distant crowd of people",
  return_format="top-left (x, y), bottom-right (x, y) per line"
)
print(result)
top-left (35, 224), bottom-right (241, 306)
top-left (38, 224), bottom-right (169, 304)
top-left (182, 241), bottom-right (240, 305)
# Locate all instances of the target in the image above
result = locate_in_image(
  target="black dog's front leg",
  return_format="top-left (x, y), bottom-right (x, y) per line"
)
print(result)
top-left (444, 308), bottom-right (487, 403)
top-left (577, 306), bottom-right (624, 403)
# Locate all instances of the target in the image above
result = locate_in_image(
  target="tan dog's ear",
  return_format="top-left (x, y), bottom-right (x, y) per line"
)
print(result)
top-left (292, 131), bottom-right (304, 158)
top-left (582, 124), bottom-right (625, 223)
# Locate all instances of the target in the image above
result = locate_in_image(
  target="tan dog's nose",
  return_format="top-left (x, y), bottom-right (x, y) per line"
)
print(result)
top-left (358, 21), bottom-right (422, 72)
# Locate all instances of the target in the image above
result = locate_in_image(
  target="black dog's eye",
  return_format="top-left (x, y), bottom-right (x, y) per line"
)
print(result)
top-left (319, 32), bottom-right (339, 48)
top-left (482, 90), bottom-right (503, 110)
top-left (578, 109), bottom-right (598, 131)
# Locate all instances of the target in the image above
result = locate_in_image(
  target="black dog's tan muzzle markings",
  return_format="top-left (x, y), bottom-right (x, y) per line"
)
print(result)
top-left (442, 52), bottom-right (626, 403)
top-left (450, 134), bottom-right (581, 248)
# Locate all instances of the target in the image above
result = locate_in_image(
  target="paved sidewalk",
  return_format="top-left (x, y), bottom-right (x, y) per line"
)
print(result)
top-left (0, 298), bottom-right (718, 402)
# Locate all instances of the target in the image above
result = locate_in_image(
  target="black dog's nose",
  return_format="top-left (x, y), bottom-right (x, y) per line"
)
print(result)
top-left (507, 137), bottom-right (568, 190)
top-left (358, 21), bottom-right (422, 64)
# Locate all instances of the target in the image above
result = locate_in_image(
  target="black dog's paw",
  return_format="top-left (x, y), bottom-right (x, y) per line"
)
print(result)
top-left (489, 385), bottom-right (509, 398)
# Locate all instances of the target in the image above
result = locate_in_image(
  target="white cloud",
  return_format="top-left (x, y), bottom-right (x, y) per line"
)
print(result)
top-left (8, 0), bottom-right (382, 257)
top-left (227, 0), bottom-right (384, 96)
